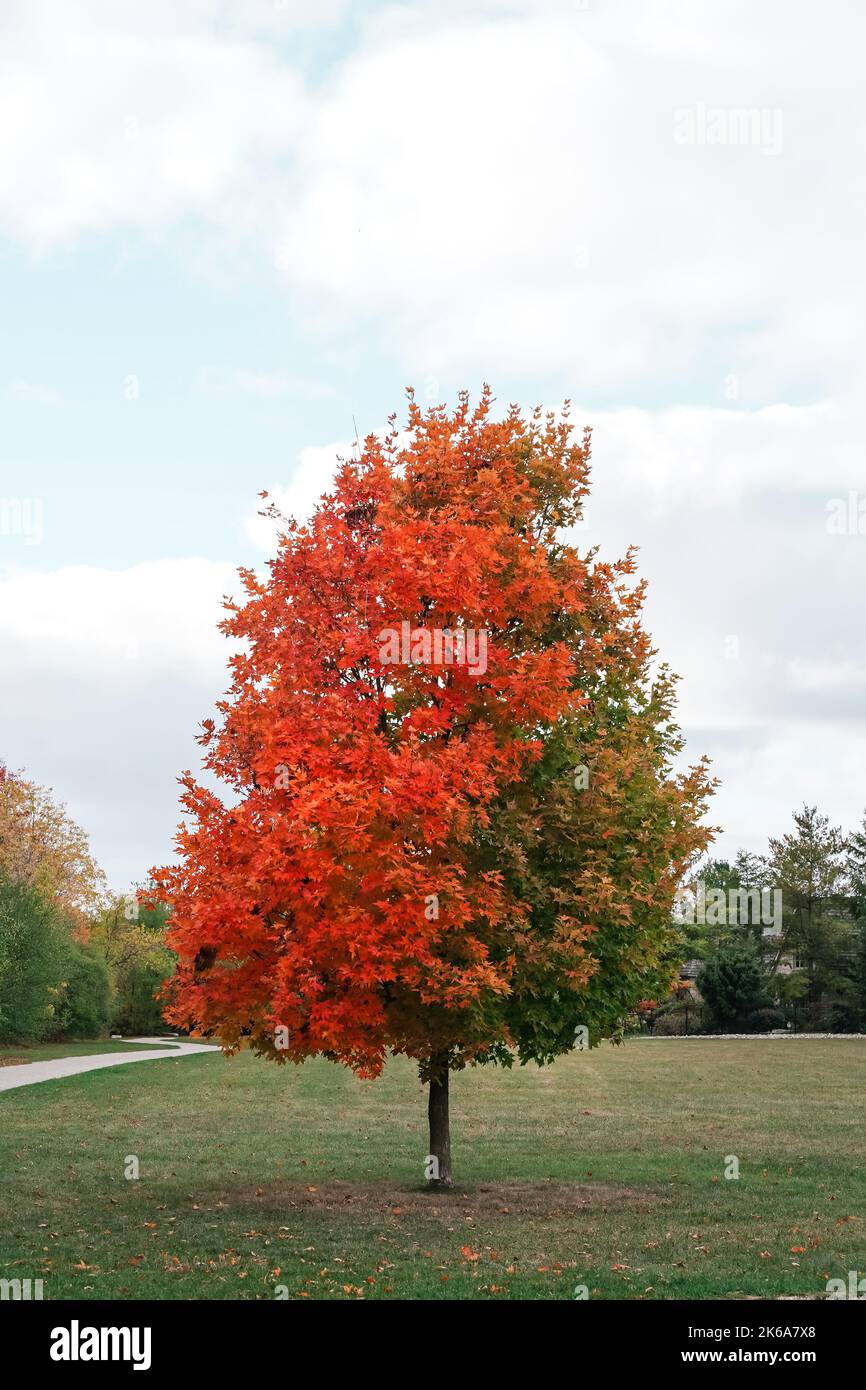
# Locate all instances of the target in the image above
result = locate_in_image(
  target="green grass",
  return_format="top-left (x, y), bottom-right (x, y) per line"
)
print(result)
top-left (1, 1039), bottom-right (863, 1300)
top-left (0, 1040), bottom-right (175, 1065)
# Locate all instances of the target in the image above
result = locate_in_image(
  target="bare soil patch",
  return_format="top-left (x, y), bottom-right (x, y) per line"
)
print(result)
top-left (228, 1179), bottom-right (664, 1219)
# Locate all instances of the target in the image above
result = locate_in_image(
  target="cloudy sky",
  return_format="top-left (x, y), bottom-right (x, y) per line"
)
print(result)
top-left (1, 0), bottom-right (864, 891)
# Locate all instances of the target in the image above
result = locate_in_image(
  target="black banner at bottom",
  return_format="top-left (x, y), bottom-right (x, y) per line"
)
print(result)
top-left (7, 1295), bottom-right (859, 1376)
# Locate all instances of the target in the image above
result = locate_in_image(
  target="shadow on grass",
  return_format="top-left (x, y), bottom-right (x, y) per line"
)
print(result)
top-left (227, 1178), bottom-right (668, 1219)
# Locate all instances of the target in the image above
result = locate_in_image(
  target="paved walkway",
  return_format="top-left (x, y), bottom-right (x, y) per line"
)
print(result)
top-left (642, 1032), bottom-right (866, 1040)
top-left (0, 1037), bottom-right (219, 1094)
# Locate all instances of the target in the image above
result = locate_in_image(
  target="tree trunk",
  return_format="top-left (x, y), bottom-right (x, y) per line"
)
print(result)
top-left (427, 1058), bottom-right (452, 1187)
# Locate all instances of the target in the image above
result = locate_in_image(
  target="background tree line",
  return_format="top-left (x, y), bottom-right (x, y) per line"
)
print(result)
top-left (3, 755), bottom-right (865, 1045)
top-left (647, 805), bottom-right (866, 1034)
top-left (0, 762), bottom-right (173, 1045)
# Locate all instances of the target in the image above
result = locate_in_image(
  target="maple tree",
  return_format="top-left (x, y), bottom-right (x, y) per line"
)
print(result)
top-left (154, 388), bottom-right (714, 1184)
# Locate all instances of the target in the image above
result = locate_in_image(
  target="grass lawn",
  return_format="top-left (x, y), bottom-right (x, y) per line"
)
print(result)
top-left (0, 1038), bottom-right (863, 1300)
top-left (0, 1041), bottom-right (176, 1066)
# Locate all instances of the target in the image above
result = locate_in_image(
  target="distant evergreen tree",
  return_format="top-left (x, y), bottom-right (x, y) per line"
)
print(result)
top-left (765, 806), bottom-right (855, 1030)
top-left (697, 939), bottom-right (769, 1031)
top-left (845, 814), bottom-right (866, 1027)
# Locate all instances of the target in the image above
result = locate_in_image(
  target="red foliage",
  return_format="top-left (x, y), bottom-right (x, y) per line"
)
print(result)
top-left (153, 388), bottom-right (712, 1078)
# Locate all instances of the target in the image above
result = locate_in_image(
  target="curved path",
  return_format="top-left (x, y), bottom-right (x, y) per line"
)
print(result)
top-left (0, 1037), bottom-right (219, 1094)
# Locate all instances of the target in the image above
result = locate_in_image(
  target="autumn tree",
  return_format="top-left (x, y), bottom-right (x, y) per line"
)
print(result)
top-left (154, 389), bottom-right (713, 1184)
top-left (0, 763), bottom-right (105, 928)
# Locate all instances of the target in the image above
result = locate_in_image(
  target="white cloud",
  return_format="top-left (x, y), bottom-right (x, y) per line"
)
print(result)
top-left (583, 397), bottom-right (865, 514)
top-left (243, 437), bottom-right (356, 549)
top-left (787, 659), bottom-right (866, 695)
top-left (0, 557), bottom-right (242, 891)
top-left (0, 1), bottom-right (304, 252)
top-left (193, 367), bottom-right (337, 400)
top-left (274, 0), bottom-right (866, 394)
top-left (564, 396), bottom-right (866, 857)
top-left (0, 0), bottom-right (863, 395)
top-left (6, 380), bottom-right (63, 406)
top-left (3, 391), bottom-right (865, 886)
top-left (1, 0), bottom-right (864, 884)
top-left (0, 558), bottom-right (237, 677)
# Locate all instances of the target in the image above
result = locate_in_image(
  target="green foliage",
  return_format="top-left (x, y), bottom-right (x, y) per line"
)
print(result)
top-left (113, 962), bottom-right (171, 1034)
top-left (675, 807), bottom-right (866, 1033)
top-left (765, 805), bottom-right (856, 1029)
top-left (51, 944), bottom-right (112, 1039)
top-left (846, 817), bottom-right (866, 1027)
top-left (697, 940), bottom-right (769, 1030)
top-left (0, 875), bottom-right (174, 1045)
top-left (89, 889), bottom-right (174, 1035)
top-left (678, 852), bottom-right (774, 959)
top-left (0, 875), bottom-right (70, 1043)
top-left (481, 664), bottom-right (714, 1063)
top-left (847, 819), bottom-right (866, 915)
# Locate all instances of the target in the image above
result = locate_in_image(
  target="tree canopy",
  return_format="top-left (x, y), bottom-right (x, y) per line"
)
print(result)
top-left (155, 389), bottom-right (714, 1105)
